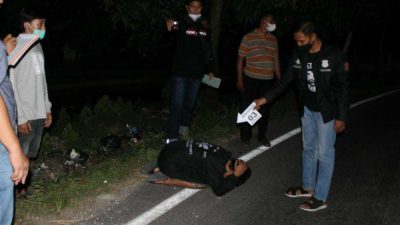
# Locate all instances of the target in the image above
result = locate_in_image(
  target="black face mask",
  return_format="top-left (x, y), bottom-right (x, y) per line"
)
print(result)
top-left (297, 43), bottom-right (312, 53)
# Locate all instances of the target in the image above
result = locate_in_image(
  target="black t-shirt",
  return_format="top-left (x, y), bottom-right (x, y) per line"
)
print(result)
top-left (172, 16), bottom-right (209, 78)
top-left (157, 139), bottom-right (238, 196)
top-left (303, 52), bottom-right (321, 112)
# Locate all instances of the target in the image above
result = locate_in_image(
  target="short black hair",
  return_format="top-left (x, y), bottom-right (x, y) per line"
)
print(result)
top-left (259, 12), bottom-right (274, 22)
top-left (236, 167), bottom-right (251, 187)
top-left (229, 158), bottom-right (252, 187)
top-left (187, 0), bottom-right (203, 5)
top-left (295, 21), bottom-right (318, 36)
top-left (20, 5), bottom-right (46, 23)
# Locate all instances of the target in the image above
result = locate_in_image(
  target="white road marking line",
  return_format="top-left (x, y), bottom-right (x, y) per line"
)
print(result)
top-left (126, 189), bottom-right (200, 225)
top-left (350, 89), bottom-right (400, 109)
top-left (239, 127), bottom-right (301, 162)
top-left (126, 89), bottom-right (400, 225)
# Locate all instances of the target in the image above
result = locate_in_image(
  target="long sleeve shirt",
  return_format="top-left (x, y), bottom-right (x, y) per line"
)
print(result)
top-left (10, 35), bottom-right (51, 125)
top-left (171, 16), bottom-right (211, 78)
top-left (158, 139), bottom-right (239, 196)
top-left (0, 41), bottom-right (17, 129)
top-left (265, 45), bottom-right (349, 123)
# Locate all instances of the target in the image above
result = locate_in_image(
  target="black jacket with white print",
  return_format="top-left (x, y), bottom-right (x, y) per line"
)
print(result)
top-left (264, 45), bottom-right (349, 123)
top-left (171, 15), bottom-right (211, 78)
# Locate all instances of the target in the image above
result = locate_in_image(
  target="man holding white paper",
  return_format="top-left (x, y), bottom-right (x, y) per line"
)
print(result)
top-left (164, 0), bottom-right (216, 142)
top-left (237, 13), bottom-right (280, 147)
top-left (236, 102), bottom-right (262, 126)
top-left (254, 21), bottom-right (349, 211)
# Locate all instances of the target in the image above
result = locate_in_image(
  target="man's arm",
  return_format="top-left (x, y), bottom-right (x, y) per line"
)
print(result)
top-left (0, 96), bottom-right (29, 185)
top-left (206, 159), bottom-right (249, 196)
top-left (274, 49), bottom-right (281, 79)
top-left (334, 50), bottom-right (350, 133)
top-left (9, 67), bottom-right (32, 134)
top-left (236, 55), bottom-right (245, 92)
top-left (166, 18), bottom-right (174, 31)
top-left (254, 52), bottom-right (298, 109)
top-left (264, 54), bottom-right (297, 101)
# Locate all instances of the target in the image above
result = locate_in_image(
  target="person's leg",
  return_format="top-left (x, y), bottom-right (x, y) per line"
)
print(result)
top-left (180, 77), bottom-right (201, 130)
top-left (314, 117), bottom-right (336, 202)
top-left (257, 79), bottom-right (275, 143)
top-left (240, 75), bottom-right (258, 143)
top-left (0, 144), bottom-right (14, 225)
top-left (178, 126), bottom-right (190, 138)
top-left (18, 122), bottom-right (35, 156)
top-left (26, 119), bottom-right (45, 159)
top-left (301, 107), bottom-right (319, 192)
top-left (165, 77), bottom-right (186, 139)
top-left (152, 178), bottom-right (206, 189)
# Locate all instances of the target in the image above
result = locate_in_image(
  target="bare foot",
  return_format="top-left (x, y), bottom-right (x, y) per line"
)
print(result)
top-left (153, 167), bottom-right (160, 173)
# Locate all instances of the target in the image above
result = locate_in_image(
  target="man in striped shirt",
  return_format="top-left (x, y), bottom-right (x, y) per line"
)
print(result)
top-left (237, 13), bottom-right (281, 147)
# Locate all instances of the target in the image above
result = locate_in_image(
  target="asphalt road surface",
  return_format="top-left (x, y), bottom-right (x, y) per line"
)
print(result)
top-left (76, 90), bottom-right (400, 225)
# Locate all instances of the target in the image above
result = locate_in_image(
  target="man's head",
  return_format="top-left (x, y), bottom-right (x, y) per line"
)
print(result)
top-left (259, 13), bottom-right (276, 33)
top-left (293, 21), bottom-right (320, 51)
top-left (229, 158), bottom-right (252, 187)
top-left (186, 0), bottom-right (203, 21)
top-left (20, 6), bottom-right (46, 39)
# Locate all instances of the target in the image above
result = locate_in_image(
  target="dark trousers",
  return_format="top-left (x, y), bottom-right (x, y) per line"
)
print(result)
top-left (18, 119), bottom-right (45, 158)
top-left (240, 75), bottom-right (275, 142)
top-left (166, 76), bottom-right (201, 139)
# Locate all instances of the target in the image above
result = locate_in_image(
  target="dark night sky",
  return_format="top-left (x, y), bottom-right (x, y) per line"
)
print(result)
top-left (1, 0), bottom-right (399, 110)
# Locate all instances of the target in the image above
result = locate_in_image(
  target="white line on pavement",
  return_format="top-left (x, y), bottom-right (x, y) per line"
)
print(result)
top-left (126, 88), bottom-right (400, 225)
top-left (350, 89), bottom-right (400, 109)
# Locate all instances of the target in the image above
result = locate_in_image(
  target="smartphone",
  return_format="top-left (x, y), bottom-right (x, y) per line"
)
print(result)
top-left (172, 20), bottom-right (179, 30)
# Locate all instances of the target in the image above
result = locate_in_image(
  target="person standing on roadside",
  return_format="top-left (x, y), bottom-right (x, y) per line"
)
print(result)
top-left (164, 0), bottom-right (214, 143)
top-left (254, 21), bottom-right (349, 212)
top-left (237, 13), bottom-right (280, 147)
top-left (0, 0), bottom-right (30, 224)
top-left (10, 6), bottom-right (52, 159)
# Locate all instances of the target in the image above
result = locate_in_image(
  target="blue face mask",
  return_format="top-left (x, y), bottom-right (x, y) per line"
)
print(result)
top-left (33, 29), bottom-right (46, 40)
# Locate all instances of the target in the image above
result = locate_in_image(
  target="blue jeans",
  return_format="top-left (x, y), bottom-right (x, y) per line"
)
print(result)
top-left (301, 106), bottom-right (336, 202)
top-left (166, 76), bottom-right (201, 139)
top-left (0, 143), bottom-right (14, 225)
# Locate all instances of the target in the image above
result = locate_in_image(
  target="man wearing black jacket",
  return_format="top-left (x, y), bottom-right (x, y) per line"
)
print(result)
top-left (254, 21), bottom-right (349, 212)
top-left (165, 0), bottom-right (213, 142)
top-left (152, 139), bottom-right (251, 196)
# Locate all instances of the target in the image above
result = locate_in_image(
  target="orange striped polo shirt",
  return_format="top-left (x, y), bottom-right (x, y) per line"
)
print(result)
top-left (238, 29), bottom-right (278, 80)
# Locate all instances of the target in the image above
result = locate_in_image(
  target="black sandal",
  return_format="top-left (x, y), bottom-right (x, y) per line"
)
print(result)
top-left (299, 197), bottom-right (327, 212)
top-left (285, 186), bottom-right (313, 198)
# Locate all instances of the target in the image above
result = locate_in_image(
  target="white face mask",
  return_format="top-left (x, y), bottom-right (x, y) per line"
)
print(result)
top-left (266, 23), bottom-right (276, 32)
top-left (188, 13), bottom-right (201, 21)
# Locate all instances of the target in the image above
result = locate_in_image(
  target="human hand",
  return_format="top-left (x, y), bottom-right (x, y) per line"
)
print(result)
top-left (208, 72), bottom-right (214, 79)
top-left (44, 113), bottom-right (52, 128)
top-left (223, 160), bottom-right (234, 178)
top-left (335, 120), bottom-right (346, 133)
top-left (253, 98), bottom-right (267, 110)
top-left (233, 159), bottom-right (248, 177)
top-left (166, 19), bottom-right (174, 31)
top-left (18, 122), bottom-right (32, 135)
top-left (9, 149), bottom-right (29, 185)
top-left (3, 34), bottom-right (16, 55)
